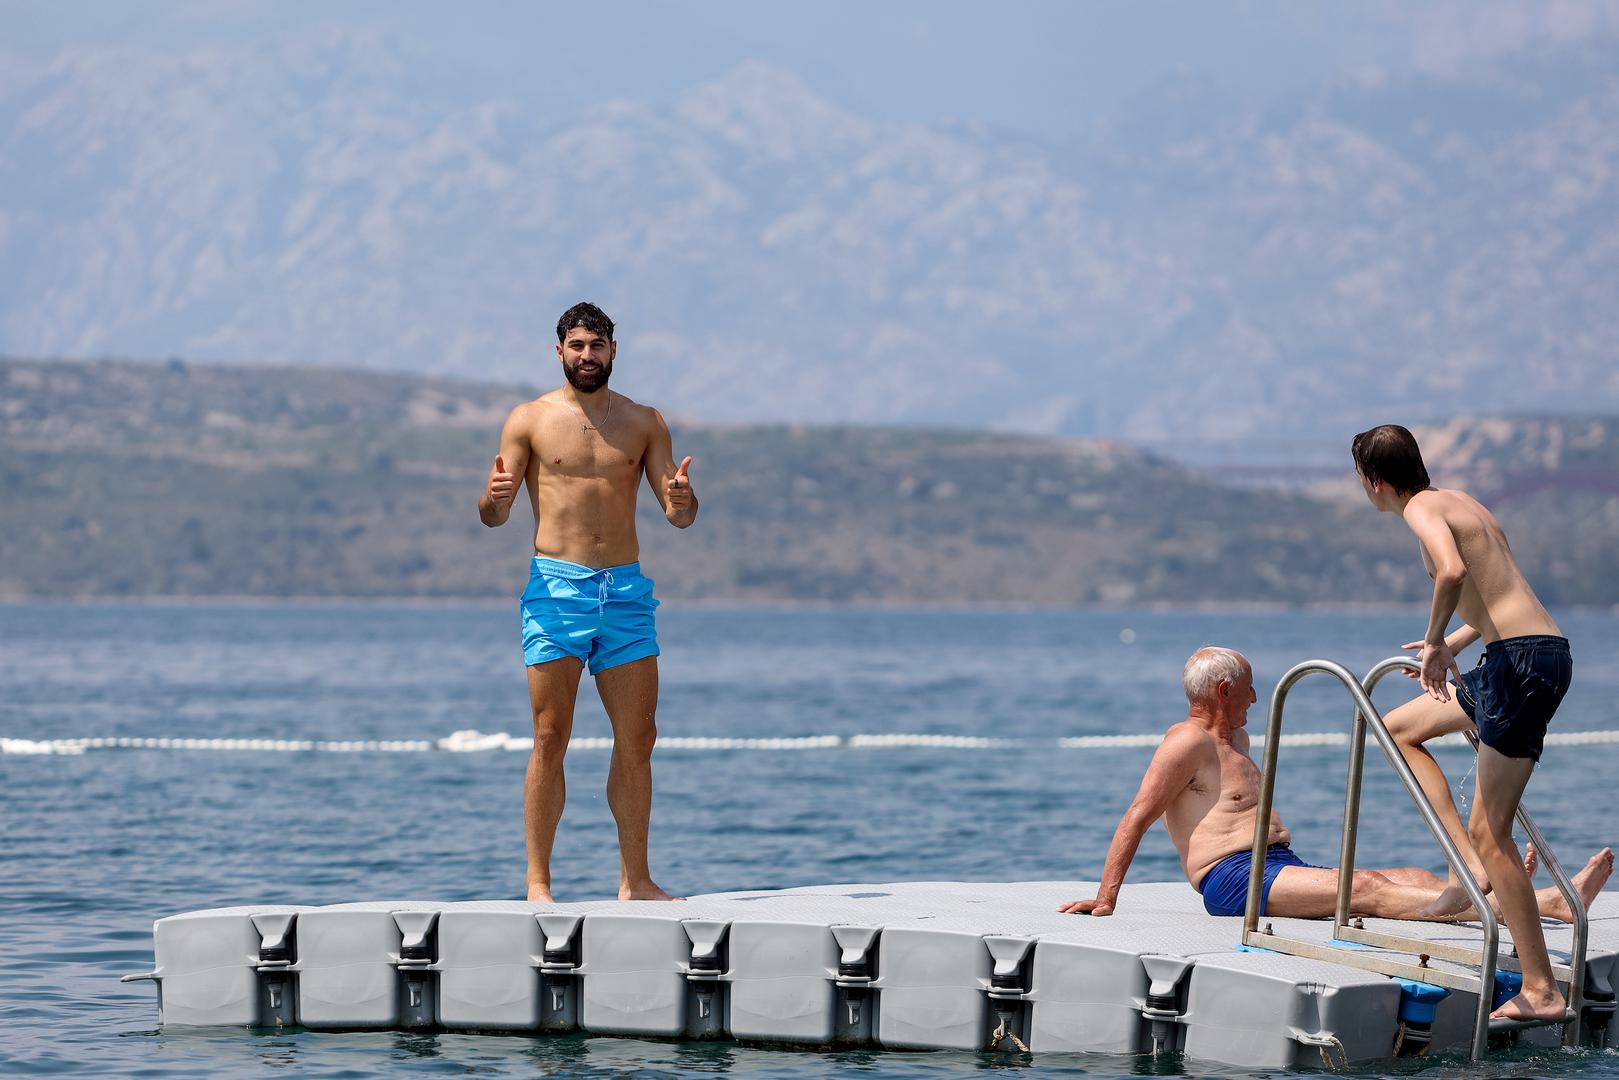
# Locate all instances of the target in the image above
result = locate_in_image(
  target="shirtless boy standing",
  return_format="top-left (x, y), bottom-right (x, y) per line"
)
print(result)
top-left (1355, 423), bottom-right (1575, 1023)
top-left (479, 302), bottom-right (697, 902)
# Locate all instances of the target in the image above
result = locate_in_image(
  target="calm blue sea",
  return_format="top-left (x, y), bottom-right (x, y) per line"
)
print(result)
top-left (3, 603), bottom-right (1617, 1079)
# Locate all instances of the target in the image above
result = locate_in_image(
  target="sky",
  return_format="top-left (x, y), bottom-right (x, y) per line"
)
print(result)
top-left (9, 0), bottom-right (1619, 139)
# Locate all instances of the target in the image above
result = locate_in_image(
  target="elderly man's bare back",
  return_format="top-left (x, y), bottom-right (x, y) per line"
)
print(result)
top-left (1058, 647), bottom-right (1612, 924)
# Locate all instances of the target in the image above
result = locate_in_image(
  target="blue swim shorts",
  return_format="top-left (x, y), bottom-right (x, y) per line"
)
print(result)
top-left (1197, 843), bottom-right (1323, 918)
top-left (1454, 635), bottom-right (1571, 762)
top-left (519, 558), bottom-right (660, 675)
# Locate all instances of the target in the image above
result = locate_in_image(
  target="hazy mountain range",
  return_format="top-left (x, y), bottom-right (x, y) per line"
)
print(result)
top-left (3, 31), bottom-right (1618, 459)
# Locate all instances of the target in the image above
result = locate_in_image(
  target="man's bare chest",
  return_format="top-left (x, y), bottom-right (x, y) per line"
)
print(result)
top-left (533, 422), bottom-right (645, 480)
top-left (1214, 747), bottom-right (1262, 810)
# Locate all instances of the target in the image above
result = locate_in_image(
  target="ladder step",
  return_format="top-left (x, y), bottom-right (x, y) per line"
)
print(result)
top-left (1487, 1008), bottom-right (1575, 1033)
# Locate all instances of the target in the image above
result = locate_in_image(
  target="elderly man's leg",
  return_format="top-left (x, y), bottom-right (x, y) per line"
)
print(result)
top-left (1371, 866), bottom-right (1446, 889)
top-left (1385, 693), bottom-right (1485, 911)
top-left (1261, 851), bottom-right (1611, 926)
top-left (1266, 865), bottom-right (1459, 920)
top-left (1470, 745), bottom-right (1565, 1022)
top-left (595, 656), bottom-right (678, 901)
top-left (526, 658), bottom-right (584, 902)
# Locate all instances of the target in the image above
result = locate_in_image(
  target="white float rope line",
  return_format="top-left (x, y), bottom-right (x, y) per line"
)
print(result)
top-left (6, 730), bottom-right (1619, 756)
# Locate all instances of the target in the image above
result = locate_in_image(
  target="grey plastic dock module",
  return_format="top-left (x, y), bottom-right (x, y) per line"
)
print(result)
top-left (434, 902), bottom-right (586, 1031)
top-left (1027, 942), bottom-right (1188, 1055)
top-left (126, 905), bottom-right (309, 1027)
top-left (723, 920), bottom-right (834, 1043)
top-left (874, 926), bottom-right (995, 1050)
top-left (294, 902), bottom-right (443, 1029)
top-left (726, 920), bottom-right (886, 1044)
top-left (578, 913), bottom-right (696, 1037)
top-left (1180, 949), bottom-right (1400, 1067)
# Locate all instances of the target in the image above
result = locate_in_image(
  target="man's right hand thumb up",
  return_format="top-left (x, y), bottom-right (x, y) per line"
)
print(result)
top-left (487, 454), bottom-right (517, 506)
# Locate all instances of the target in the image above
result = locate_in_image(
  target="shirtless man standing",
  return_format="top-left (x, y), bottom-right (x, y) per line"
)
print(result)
top-left (1355, 423), bottom-right (1578, 1022)
top-left (1056, 647), bottom-right (1609, 931)
top-left (479, 302), bottom-right (696, 902)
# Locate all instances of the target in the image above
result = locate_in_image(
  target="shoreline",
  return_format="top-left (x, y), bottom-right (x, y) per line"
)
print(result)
top-left (3, 595), bottom-right (1617, 617)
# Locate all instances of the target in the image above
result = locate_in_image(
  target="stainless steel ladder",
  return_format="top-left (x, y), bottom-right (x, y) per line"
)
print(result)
top-left (1240, 656), bottom-right (1589, 1062)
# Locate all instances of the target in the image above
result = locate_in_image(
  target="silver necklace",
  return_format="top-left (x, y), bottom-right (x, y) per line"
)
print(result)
top-left (571, 391), bottom-right (612, 434)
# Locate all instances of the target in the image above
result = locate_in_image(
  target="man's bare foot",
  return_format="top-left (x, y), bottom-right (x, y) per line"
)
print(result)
top-left (1490, 989), bottom-right (1567, 1023)
top-left (1542, 847), bottom-right (1614, 923)
top-left (1420, 882), bottom-right (1477, 919)
top-left (527, 883), bottom-right (554, 903)
top-left (619, 880), bottom-right (683, 901)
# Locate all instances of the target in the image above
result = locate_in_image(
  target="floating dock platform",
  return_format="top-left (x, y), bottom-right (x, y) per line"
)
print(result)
top-left (128, 880), bottom-right (1618, 1069)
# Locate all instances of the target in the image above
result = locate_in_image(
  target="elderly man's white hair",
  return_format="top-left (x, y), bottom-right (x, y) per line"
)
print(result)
top-left (1182, 647), bottom-right (1249, 705)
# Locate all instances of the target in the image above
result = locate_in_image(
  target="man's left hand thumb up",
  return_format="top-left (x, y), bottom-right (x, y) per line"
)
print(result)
top-left (666, 456), bottom-right (694, 505)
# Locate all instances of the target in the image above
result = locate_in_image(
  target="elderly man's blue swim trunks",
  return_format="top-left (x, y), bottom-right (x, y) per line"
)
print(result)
top-left (520, 558), bottom-right (659, 674)
top-left (1453, 635), bottom-right (1571, 762)
top-left (1197, 843), bottom-right (1324, 917)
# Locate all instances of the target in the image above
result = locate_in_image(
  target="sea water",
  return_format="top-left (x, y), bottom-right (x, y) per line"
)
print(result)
top-left (2, 603), bottom-right (1617, 1079)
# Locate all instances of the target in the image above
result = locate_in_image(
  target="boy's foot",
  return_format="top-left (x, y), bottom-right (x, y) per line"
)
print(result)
top-left (1421, 880), bottom-right (1480, 918)
top-left (1490, 990), bottom-right (1568, 1024)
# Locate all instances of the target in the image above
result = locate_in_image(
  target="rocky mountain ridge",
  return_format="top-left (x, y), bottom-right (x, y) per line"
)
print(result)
top-left (3, 34), bottom-right (1618, 458)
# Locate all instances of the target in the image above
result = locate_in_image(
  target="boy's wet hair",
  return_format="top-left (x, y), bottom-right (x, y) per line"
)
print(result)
top-left (556, 302), bottom-right (614, 343)
top-left (1351, 424), bottom-right (1431, 496)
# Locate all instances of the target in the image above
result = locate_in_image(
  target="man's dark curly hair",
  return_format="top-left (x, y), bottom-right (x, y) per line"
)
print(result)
top-left (556, 301), bottom-right (614, 343)
top-left (1351, 424), bottom-right (1431, 496)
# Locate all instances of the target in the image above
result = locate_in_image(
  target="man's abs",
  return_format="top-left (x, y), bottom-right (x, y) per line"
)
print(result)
top-left (527, 473), bottom-right (643, 567)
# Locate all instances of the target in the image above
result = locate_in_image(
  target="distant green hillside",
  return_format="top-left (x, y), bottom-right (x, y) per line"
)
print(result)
top-left (3, 358), bottom-right (1614, 606)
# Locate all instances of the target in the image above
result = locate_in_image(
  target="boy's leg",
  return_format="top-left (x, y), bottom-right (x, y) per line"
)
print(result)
top-left (525, 657), bottom-right (585, 902)
top-left (1384, 692), bottom-right (1484, 908)
top-left (1469, 744), bottom-right (1565, 1021)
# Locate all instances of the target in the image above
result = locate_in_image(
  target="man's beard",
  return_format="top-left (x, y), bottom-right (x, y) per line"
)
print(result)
top-left (564, 358), bottom-right (612, 393)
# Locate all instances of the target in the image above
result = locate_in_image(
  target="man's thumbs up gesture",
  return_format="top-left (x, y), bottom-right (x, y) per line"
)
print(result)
top-left (664, 456), bottom-right (697, 526)
top-left (487, 455), bottom-right (517, 508)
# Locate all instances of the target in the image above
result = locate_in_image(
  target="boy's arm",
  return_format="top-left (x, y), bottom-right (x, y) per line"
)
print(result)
top-left (1058, 728), bottom-right (1200, 915)
top-left (1405, 500), bottom-right (1467, 699)
top-left (1402, 624), bottom-right (1482, 685)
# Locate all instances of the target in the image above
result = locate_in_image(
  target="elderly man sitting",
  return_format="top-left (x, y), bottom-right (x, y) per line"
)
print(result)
top-left (1057, 647), bottom-right (1610, 923)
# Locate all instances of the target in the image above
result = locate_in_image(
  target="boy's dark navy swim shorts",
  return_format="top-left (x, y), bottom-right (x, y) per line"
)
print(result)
top-left (1454, 635), bottom-right (1571, 762)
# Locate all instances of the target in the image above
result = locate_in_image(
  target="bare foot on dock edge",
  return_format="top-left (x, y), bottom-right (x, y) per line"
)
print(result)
top-left (620, 880), bottom-right (683, 901)
top-left (1543, 847), bottom-right (1614, 923)
top-left (527, 884), bottom-right (554, 903)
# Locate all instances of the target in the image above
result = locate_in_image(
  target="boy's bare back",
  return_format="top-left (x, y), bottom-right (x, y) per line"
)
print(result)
top-left (1403, 487), bottom-right (1560, 644)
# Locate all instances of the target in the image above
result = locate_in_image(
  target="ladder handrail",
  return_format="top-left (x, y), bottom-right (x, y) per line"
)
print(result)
top-left (1243, 658), bottom-right (1499, 1061)
top-left (1340, 656), bottom-right (1588, 1045)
